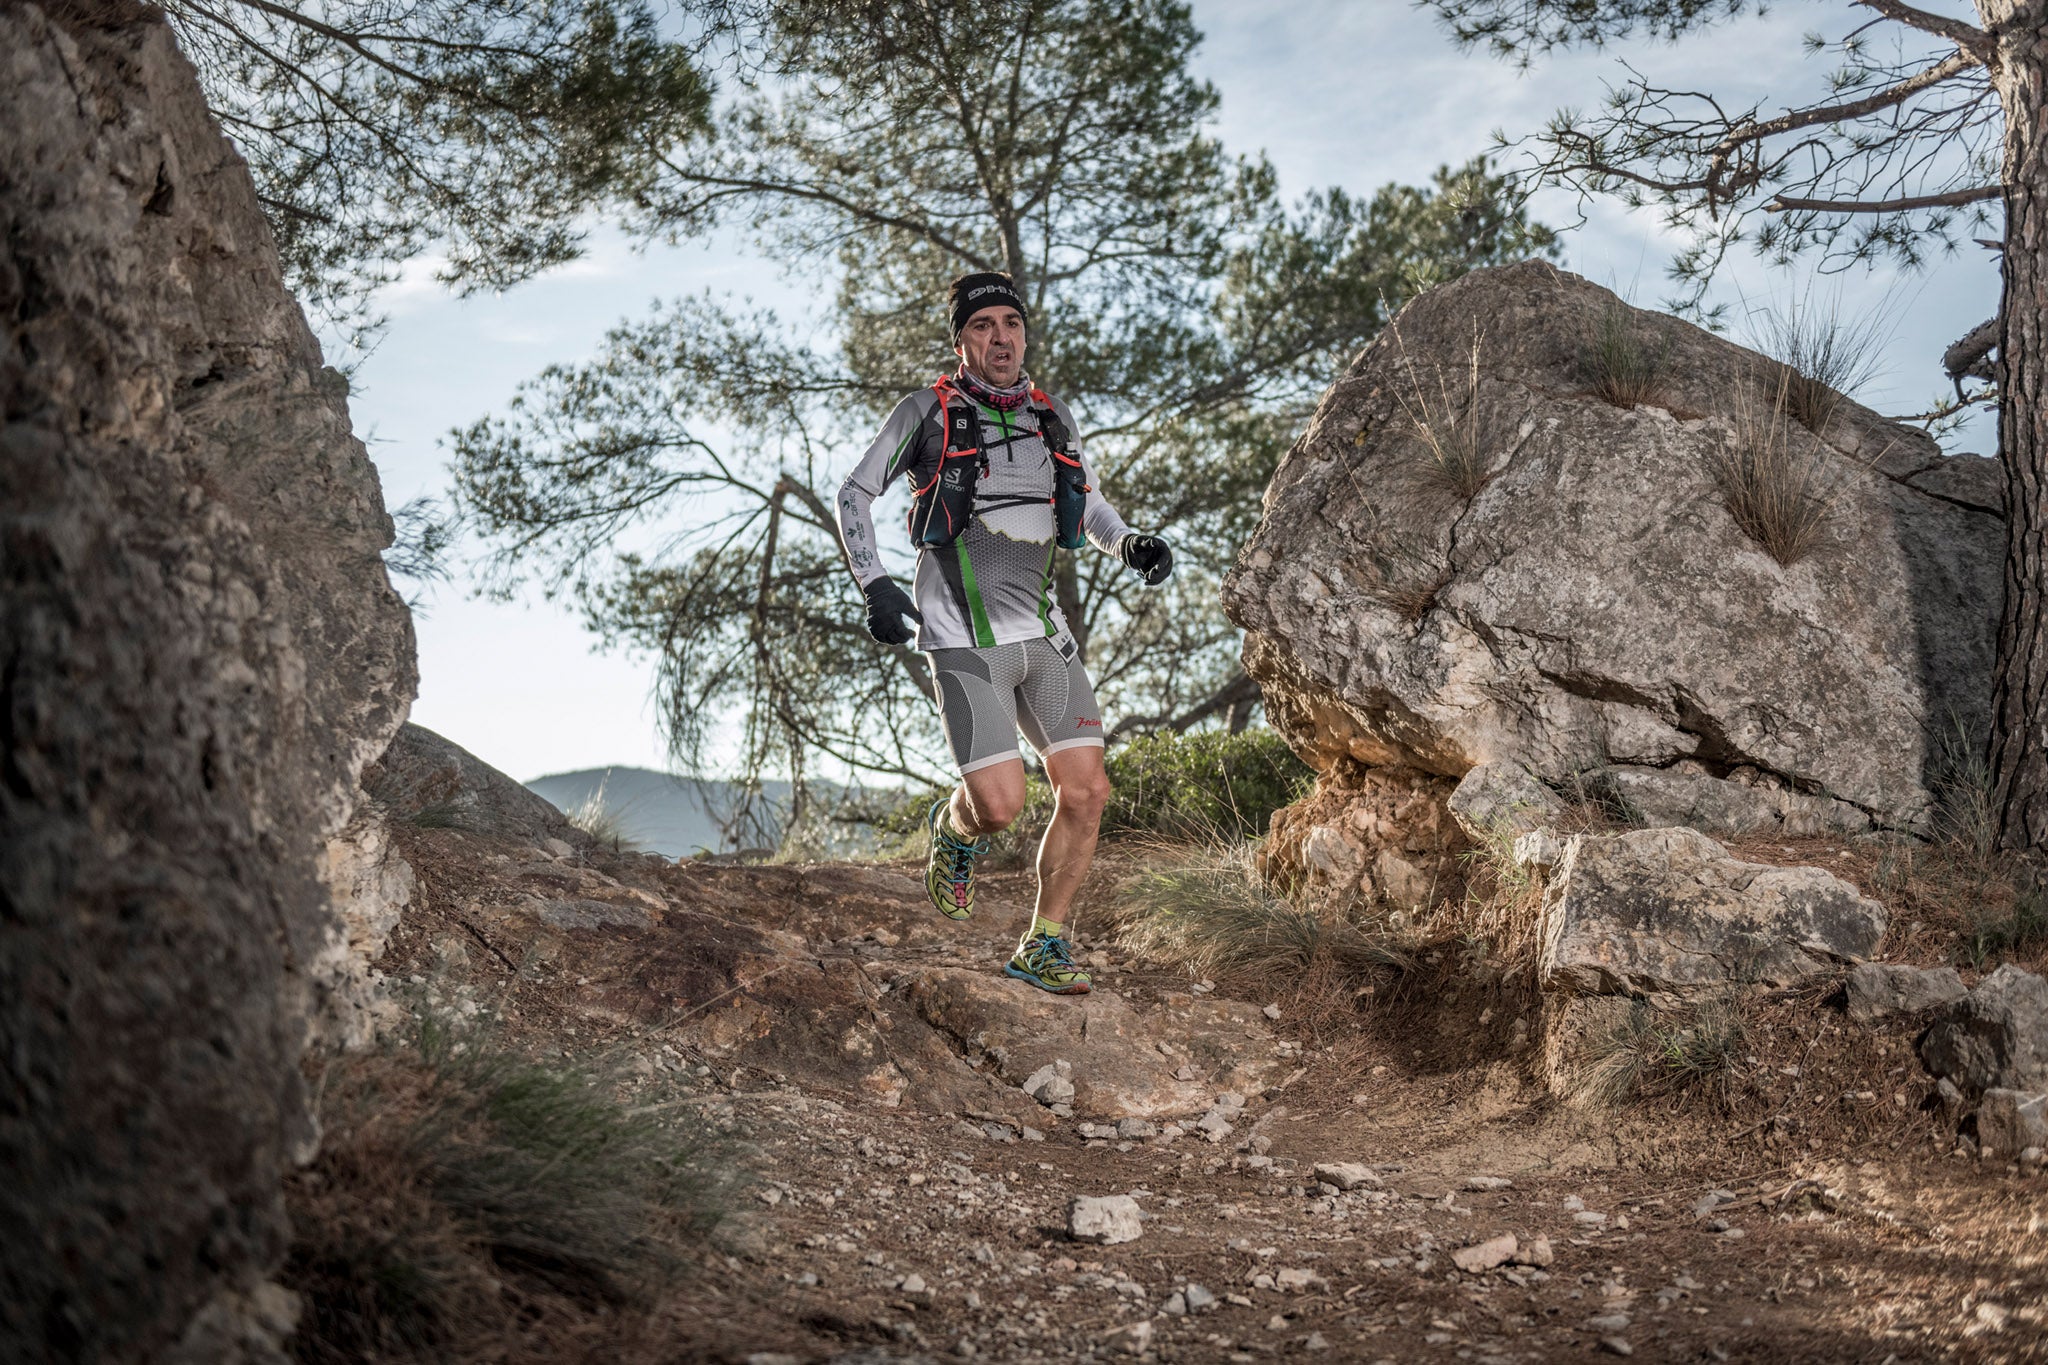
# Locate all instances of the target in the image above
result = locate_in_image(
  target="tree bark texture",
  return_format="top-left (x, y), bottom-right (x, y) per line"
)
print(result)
top-left (1985, 1), bottom-right (2048, 850)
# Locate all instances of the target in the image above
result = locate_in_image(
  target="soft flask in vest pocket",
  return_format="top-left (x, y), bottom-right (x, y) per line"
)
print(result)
top-left (1051, 450), bottom-right (1089, 549)
top-left (1034, 393), bottom-right (1090, 550)
top-left (907, 385), bottom-right (983, 548)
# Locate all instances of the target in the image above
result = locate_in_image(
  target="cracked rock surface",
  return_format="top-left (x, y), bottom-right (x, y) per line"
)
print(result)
top-left (1539, 828), bottom-right (1887, 1001)
top-left (2, 5), bottom-right (413, 1360)
top-left (1222, 262), bottom-right (2000, 834)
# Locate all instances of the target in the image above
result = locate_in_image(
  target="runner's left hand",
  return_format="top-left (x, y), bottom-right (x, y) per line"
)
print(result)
top-left (1119, 533), bottom-right (1173, 586)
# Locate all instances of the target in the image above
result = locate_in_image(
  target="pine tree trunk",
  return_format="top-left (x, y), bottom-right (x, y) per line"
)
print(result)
top-left (1985, 1), bottom-right (2048, 850)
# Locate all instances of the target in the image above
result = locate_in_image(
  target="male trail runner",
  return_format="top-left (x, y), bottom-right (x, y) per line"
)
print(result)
top-left (836, 272), bottom-right (1173, 994)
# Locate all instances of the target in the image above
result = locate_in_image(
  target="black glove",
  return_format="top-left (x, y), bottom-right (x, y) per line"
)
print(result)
top-left (861, 576), bottom-right (923, 645)
top-left (1119, 533), bottom-right (1174, 586)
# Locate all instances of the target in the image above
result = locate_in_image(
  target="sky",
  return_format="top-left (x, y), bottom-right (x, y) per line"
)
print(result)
top-left (346, 0), bottom-right (2003, 785)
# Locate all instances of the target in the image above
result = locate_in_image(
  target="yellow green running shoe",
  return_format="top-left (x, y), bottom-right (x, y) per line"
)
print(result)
top-left (926, 798), bottom-right (988, 921)
top-left (1004, 931), bottom-right (1091, 995)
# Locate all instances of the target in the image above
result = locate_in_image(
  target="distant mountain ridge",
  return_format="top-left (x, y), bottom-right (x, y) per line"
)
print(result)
top-left (524, 766), bottom-right (792, 858)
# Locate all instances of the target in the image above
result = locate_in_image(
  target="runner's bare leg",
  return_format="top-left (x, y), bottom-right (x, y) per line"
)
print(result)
top-left (1034, 745), bottom-right (1110, 927)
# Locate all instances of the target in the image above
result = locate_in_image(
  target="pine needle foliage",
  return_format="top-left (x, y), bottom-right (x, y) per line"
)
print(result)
top-left (450, 0), bottom-right (1555, 804)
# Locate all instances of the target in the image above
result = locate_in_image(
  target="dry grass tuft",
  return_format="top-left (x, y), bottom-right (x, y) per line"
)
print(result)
top-left (1576, 996), bottom-right (1749, 1108)
top-left (285, 1015), bottom-right (729, 1364)
top-left (1581, 305), bottom-right (1669, 409)
top-left (1711, 371), bottom-right (1840, 566)
top-left (1447, 820), bottom-right (1548, 973)
top-left (1393, 322), bottom-right (1496, 499)
top-left (1744, 291), bottom-right (1890, 434)
top-left (1102, 837), bottom-right (1410, 989)
top-left (566, 778), bottom-right (640, 853)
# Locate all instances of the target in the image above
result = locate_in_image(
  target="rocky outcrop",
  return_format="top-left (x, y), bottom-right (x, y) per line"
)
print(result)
top-left (1921, 965), bottom-right (2048, 1099)
top-left (1539, 829), bottom-right (1886, 1002)
top-left (368, 721), bottom-right (586, 847)
top-left (1845, 962), bottom-right (1969, 1025)
top-left (1, 6), bottom-right (413, 1362)
top-left (1223, 262), bottom-right (2001, 835)
top-left (1259, 760), bottom-right (1468, 910)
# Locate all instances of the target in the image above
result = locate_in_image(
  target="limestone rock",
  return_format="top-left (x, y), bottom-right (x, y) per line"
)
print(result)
top-left (368, 723), bottom-right (584, 848)
top-left (1452, 1234), bottom-right (1519, 1272)
top-left (1259, 760), bottom-right (1467, 908)
top-left (1922, 965), bottom-right (2048, 1098)
top-left (1449, 762), bottom-right (1565, 840)
top-left (1845, 963), bottom-right (1968, 1025)
top-left (1223, 262), bottom-right (2000, 834)
top-left (1602, 765), bottom-right (1860, 838)
top-left (1068, 1195), bottom-right (1144, 1244)
top-left (1312, 1162), bottom-right (1382, 1191)
top-left (1540, 828), bottom-right (1886, 1000)
top-left (1, 6), bottom-right (413, 1360)
top-left (1974, 1090), bottom-right (2048, 1157)
top-left (1514, 829), bottom-right (1568, 871)
top-left (1024, 1064), bottom-right (1078, 1107)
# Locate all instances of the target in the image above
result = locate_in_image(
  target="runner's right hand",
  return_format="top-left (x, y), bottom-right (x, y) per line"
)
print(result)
top-left (861, 576), bottom-right (923, 645)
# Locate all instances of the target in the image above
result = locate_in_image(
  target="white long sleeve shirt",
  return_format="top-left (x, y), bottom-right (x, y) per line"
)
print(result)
top-left (837, 384), bottom-right (1131, 651)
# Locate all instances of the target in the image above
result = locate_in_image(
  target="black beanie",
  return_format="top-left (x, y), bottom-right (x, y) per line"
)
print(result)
top-left (948, 272), bottom-right (1027, 342)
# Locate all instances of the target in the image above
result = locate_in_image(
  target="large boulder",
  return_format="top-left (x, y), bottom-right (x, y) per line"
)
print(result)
top-left (1223, 262), bottom-right (2000, 834)
top-left (1539, 828), bottom-right (1887, 1002)
top-left (1, 7), bottom-right (413, 1362)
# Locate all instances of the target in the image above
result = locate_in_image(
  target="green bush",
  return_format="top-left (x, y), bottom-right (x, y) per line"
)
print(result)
top-left (866, 726), bottom-right (1312, 862)
top-left (1102, 727), bottom-right (1311, 839)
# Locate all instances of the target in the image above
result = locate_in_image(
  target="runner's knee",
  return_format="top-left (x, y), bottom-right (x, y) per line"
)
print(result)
top-left (1054, 765), bottom-right (1111, 820)
top-left (961, 781), bottom-right (1024, 831)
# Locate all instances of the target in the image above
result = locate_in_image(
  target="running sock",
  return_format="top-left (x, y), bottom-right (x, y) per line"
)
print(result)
top-left (1022, 912), bottom-right (1064, 944)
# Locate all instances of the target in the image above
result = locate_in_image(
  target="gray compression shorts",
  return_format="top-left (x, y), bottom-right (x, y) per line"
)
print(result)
top-left (928, 634), bottom-right (1104, 775)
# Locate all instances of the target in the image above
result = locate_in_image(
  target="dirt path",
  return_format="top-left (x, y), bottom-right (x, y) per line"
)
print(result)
top-left (373, 827), bottom-right (2048, 1364)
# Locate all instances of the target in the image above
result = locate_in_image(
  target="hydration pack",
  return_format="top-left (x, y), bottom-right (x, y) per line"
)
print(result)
top-left (906, 377), bottom-right (1090, 551)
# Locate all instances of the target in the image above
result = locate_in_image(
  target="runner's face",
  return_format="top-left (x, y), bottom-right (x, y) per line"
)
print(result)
top-left (955, 307), bottom-right (1026, 387)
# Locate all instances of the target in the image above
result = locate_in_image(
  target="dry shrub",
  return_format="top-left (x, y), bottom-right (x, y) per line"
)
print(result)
top-left (1711, 371), bottom-right (1840, 566)
top-left (1580, 305), bottom-right (1668, 409)
top-left (285, 1016), bottom-right (729, 1365)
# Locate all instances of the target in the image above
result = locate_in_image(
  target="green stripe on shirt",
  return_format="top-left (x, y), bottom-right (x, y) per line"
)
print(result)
top-left (955, 540), bottom-right (996, 648)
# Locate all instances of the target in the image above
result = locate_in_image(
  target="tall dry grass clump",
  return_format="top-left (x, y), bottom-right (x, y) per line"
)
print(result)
top-left (1574, 996), bottom-right (1749, 1108)
top-left (1393, 322), bottom-right (1495, 499)
top-left (1103, 837), bottom-right (1408, 990)
top-left (1711, 370), bottom-right (1840, 566)
top-left (1580, 305), bottom-right (1668, 409)
top-left (285, 1016), bottom-right (729, 1365)
top-left (1450, 820), bottom-right (1548, 972)
top-left (566, 776), bottom-right (639, 852)
top-left (1744, 289), bottom-right (1890, 433)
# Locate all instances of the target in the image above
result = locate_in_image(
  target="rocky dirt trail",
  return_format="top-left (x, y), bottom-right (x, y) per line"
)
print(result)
top-left (371, 796), bottom-right (2048, 1365)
